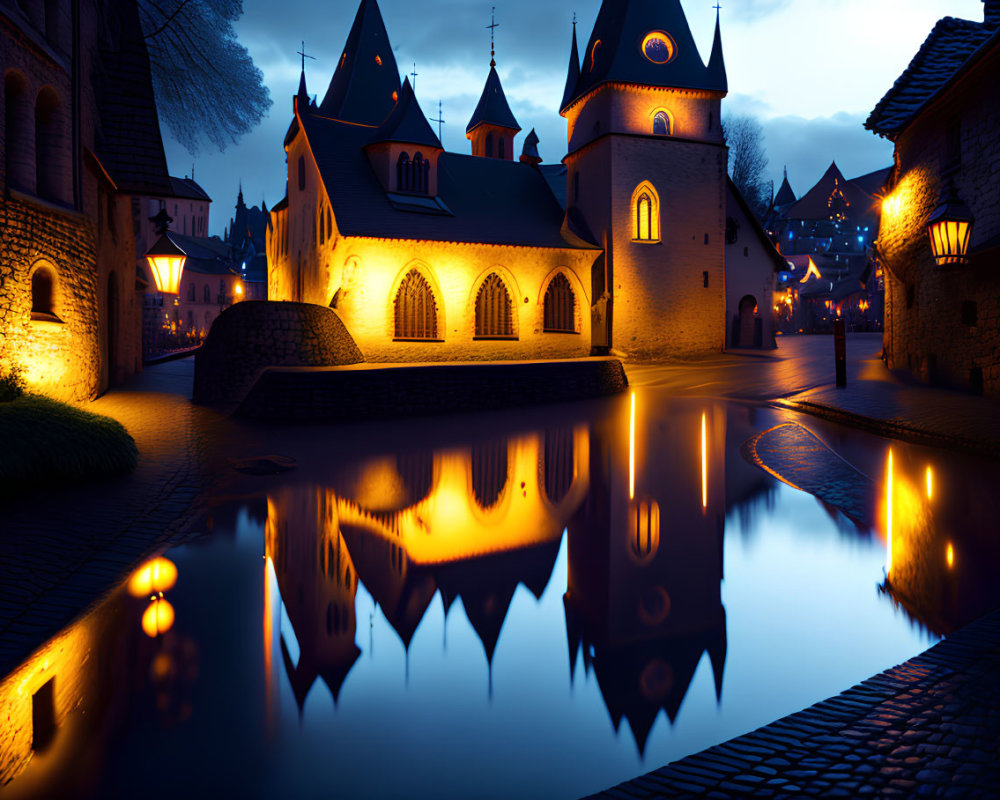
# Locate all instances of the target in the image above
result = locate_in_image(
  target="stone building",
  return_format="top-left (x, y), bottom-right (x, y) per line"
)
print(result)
top-left (1, 0), bottom-right (171, 400)
top-left (867, 1), bottom-right (1000, 397)
top-left (268, 0), bottom-right (734, 362)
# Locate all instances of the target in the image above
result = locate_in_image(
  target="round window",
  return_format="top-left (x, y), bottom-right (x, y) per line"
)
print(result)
top-left (642, 31), bottom-right (676, 64)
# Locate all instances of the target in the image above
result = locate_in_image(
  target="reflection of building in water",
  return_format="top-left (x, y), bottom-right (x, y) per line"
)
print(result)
top-left (881, 452), bottom-right (1000, 636)
top-left (265, 491), bottom-right (361, 710)
top-left (724, 404), bottom-right (778, 535)
top-left (565, 397), bottom-right (727, 753)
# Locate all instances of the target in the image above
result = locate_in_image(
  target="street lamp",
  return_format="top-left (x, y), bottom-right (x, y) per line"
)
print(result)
top-left (927, 189), bottom-right (974, 267)
top-left (146, 209), bottom-right (187, 294)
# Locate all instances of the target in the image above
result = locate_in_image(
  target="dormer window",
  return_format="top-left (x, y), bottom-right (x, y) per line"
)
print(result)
top-left (396, 151), bottom-right (430, 194)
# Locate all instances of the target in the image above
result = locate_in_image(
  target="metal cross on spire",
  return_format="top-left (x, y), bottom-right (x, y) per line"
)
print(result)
top-left (572, 11), bottom-right (577, 30)
top-left (430, 100), bottom-right (445, 142)
top-left (713, 3), bottom-right (722, 13)
top-left (487, 6), bottom-right (499, 67)
top-left (297, 40), bottom-right (316, 72)
top-left (411, 63), bottom-right (419, 90)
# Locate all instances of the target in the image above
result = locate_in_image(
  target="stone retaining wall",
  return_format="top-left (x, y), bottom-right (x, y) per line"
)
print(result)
top-left (237, 358), bottom-right (628, 423)
top-left (193, 301), bottom-right (364, 405)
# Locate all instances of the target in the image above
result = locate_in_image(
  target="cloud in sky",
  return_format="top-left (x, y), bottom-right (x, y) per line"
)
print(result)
top-left (168, 0), bottom-right (986, 235)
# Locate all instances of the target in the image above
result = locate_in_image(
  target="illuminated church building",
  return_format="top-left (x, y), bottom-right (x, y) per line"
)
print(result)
top-left (268, 0), bottom-right (740, 361)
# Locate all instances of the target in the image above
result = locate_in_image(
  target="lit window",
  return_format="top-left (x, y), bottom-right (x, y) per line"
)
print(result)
top-left (543, 273), bottom-right (576, 333)
top-left (475, 273), bottom-right (514, 338)
top-left (653, 111), bottom-right (671, 136)
top-left (631, 182), bottom-right (660, 242)
top-left (395, 269), bottom-right (439, 340)
top-left (642, 32), bottom-right (676, 64)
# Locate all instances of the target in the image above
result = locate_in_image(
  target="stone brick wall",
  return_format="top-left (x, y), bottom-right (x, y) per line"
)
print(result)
top-left (0, 194), bottom-right (101, 401)
top-left (193, 301), bottom-right (365, 405)
top-left (238, 358), bottom-right (628, 423)
top-left (878, 52), bottom-right (1000, 399)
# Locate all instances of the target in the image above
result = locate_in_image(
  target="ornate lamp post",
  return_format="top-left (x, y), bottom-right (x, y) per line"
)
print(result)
top-left (145, 209), bottom-right (187, 294)
top-left (927, 189), bottom-right (974, 267)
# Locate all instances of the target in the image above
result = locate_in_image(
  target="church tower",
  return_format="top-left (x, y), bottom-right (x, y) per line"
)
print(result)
top-left (561, 0), bottom-right (728, 358)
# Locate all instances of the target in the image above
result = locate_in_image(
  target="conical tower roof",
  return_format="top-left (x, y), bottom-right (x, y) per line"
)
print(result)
top-left (774, 168), bottom-right (796, 207)
top-left (370, 78), bottom-right (441, 149)
top-left (467, 66), bottom-right (521, 134)
top-left (562, 0), bottom-right (722, 114)
top-left (320, 0), bottom-right (401, 125)
top-left (706, 10), bottom-right (727, 92)
top-left (561, 22), bottom-right (581, 111)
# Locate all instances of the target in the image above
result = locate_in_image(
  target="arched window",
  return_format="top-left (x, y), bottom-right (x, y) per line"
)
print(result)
top-left (396, 152), bottom-right (410, 191)
top-left (629, 500), bottom-right (660, 565)
top-left (394, 269), bottom-right (439, 340)
top-left (187, 282), bottom-right (195, 302)
top-left (35, 87), bottom-right (65, 203)
top-left (413, 152), bottom-right (425, 193)
top-left (472, 439), bottom-right (508, 510)
top-left (543, 428), bottom-right (575, 506)
top-left (653, 111), bottom-right (671, 136)
top-left (486, 132), bottom-right (494, 158)
top-left (499, 137), bottom-right (505, 159)
top-left (543, 273), bottom-right (576, 333)
top-left (31, 266), bottom-right (56, 319)
top-left (475, 273), bottom-right (514, 338)
top-left (631, 182), bottom-right (660, 242)
top-left (203, 285), bottom-right (211, 303)
top-left (4, 71), bottom-right (31, 192)
top-left (297, 156), bottom-right (306, 191)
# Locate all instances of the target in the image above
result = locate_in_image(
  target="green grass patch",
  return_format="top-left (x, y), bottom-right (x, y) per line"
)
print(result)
top-left (0, 395), bottom-right (138, 497)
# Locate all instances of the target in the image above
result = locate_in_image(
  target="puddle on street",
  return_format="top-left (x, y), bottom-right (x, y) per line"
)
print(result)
top-left (3, 392), bottom-right (1000, 800)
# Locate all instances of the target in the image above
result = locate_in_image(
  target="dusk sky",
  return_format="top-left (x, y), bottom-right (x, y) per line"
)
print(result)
top-left (167, 0), bottom-right (988, 236)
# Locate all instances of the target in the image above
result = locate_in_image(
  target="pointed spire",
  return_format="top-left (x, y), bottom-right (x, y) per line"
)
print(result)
top-left (707, 6), bottom-right (728, 93)
top-left (560, 16), bottom-right (581, 112)
top-left (320, 0), bottom-right (402, 125)
top-left (297, 67), bottom-right (309, 108)
top-left (466, 66), bottom-right (521, 135)
top-left (774, 166), bottom-right (797, 207)
top-left (520, 129), bottom-right (542, 165)
top-left (369, 77), bottom-right (441, 149)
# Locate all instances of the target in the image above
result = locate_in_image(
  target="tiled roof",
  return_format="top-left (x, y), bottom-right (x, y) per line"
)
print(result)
top-left (300, 113), bottom-right (595, 251)
top-left (466, 66), bottom-right (521, 134)
top-left (866, 17), bottom-right (996, 136)
top-left (849, 167), bottom-right (892, 198)
top-left (93, 0), bottom-right (171, 196)
top-left (172, 234), bottom-right (237, 275)
top-left (168, 177), bottom-right (212, 202)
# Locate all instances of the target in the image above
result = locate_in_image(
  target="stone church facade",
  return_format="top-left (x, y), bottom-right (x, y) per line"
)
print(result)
top-left (268, 0), bottom-right (743, 362)
top-left (1, 0), bottom-right (171, 400)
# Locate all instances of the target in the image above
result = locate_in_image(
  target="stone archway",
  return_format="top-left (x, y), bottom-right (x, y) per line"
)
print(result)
top-left (738, 295), bottom-right (758, 348)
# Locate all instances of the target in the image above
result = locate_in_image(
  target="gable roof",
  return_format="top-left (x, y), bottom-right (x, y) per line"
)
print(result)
top-left (319, 0), bottom-right (401, 125)
top-left (784, 162), bottom-right (878, 222)
top-left (562, 0), bottom-right (723, 114)
top-left (466, 66), bottom-right (521, 134)
top-left (370, 78), bottom-right (441, 149)
top-left (866, 17), bottom-right (996, 137)
top-left (849, 166), bottom-right (892, 198)
top-left (299, 112), bottom-right (596, 250)
top-left (726, 178), bottom-right (787, 273)
top-left (773, 172), bottom-right (796, 207)
top-left (169, 176), bottom-right (211, 202)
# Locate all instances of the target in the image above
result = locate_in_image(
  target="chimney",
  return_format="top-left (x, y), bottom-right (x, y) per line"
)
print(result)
top-left (986, 0), bottom-right (1000, 27)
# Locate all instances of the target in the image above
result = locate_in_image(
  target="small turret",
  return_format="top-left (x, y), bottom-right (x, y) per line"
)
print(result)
top-left (466, 66), bottom-right (521, 160)
top-left (520, 129), bottom-right (542, 166)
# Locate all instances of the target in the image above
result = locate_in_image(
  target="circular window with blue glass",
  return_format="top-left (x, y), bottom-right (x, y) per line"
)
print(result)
top-left (642, 31), bottom-right (676, 64)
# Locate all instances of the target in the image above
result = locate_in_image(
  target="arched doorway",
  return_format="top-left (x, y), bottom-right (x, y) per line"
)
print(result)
top-left (107, 272), bottom-right (118, 387)
top-left (738, 295), bottom-right (758, 348)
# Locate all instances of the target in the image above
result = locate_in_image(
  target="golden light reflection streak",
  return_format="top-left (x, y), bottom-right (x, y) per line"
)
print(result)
top-left (926, 466), bottom-right (933, 500)
top-left (629, 393), bottom-right (636, 501)
top-left (701, 412), bottom-right (708, 511)
top-left (263, 555), bottom-right (277, 733)
top-left (886, 449), bottom-right (894, 576)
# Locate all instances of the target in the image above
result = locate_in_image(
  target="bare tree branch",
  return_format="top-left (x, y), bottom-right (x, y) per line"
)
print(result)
top-left (723, 114), bottom-right (771, 221)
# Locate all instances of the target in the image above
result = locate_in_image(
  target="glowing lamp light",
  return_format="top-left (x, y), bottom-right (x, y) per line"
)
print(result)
top-left (146, 209), bottom-right (187, 294)
top-left (128, 557), bottom-right (178, 598)
top-left (142, 595), bottom-right (176, 638)
top-left (235, 283), bottom-right (244, 297)
top-left (927, 192), bottom-right (974, 267)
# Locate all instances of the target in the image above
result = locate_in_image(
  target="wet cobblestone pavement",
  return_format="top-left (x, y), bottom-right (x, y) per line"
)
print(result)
top-left (585, 609), bottom-right (1000, 799)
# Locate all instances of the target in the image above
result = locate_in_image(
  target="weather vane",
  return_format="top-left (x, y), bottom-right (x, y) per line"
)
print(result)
top-left (297, 40), bottom-right (316, 73)
top-left (487, 6), bottom-right (499, 67)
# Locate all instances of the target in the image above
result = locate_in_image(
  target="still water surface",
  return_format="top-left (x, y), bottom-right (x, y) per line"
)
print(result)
top-left (3, 393), bottom-right (999, 799)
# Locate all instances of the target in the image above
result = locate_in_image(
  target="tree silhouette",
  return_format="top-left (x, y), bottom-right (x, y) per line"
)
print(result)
top-left (723, 114), bottom-right (771, 221)
top-left (138, 0), bottom-right (271, 154)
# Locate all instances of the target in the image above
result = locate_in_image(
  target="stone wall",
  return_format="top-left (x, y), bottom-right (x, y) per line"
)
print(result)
top-left (238, 358), bottom-right (628, 423)
top-left (0, 194), bottom-right (101, 402)
top-left (193, 301), bottom-right (365, 405)
top-left (878, 54), bottom-right (1000, 398)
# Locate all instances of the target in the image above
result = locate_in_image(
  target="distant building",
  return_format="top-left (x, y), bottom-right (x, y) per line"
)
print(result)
top-left (1, 0), bottom-right (171, 399)
top-left (768, 163), bottom-right (889, 333)
top-left (226, 187), bottom-right (268, 301)
top-left (867, 1), bottom-right (1000, 397)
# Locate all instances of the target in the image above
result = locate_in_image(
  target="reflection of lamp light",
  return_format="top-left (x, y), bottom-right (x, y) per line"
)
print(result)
top-left (142, 594), bottom-right (175, 638)
top-left (146, 209), bottom-right (187, 294)
top-left (927, 189), bottom-right (974, 267)
top-left (128, 557), bottom-right (178, 597)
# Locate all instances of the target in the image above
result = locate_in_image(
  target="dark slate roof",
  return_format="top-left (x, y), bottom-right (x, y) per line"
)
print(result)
top-left (849, 166), bottom-right (892, 198)
top-left (706, 12), bottom-right (727, 93)
top-left (299, 112), bottom-right (594, 250)
top-left (466, 66), bottom-right (521, 134)
top-left (561, 23), bottom-right (582, 111)
top-left (866, 17), bottom-right (996, 136)
top-left (169, 176), bottom-right (211, 202)
top-left (773, 172), bottom-right (796, 207)
top-left (539, 164), bottom-right (568, 209)
top-left (171, 234), bottom-right (237, 275)
top-left (562, 0), bottom-right (720, 113)
top-left (370, 78), bottom-right (441, 149)
top-left (785, 162), bottom-right (878, 222)
top-left (319, 0), bottom-right (401, 125)
top-left (92, 0), bottom-right (172, 196)
top-left (727, 178), bottom-right (787, 273)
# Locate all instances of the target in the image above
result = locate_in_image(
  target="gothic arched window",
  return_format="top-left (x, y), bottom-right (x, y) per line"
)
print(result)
top-left (396, 152), bottom-right (410, 192)
top-left (486, 132), bottom-right (494, 158)
top-left (631, 182), bottom-right (660, 242)
top-left (543, 273), bottom-right (576, 333)
top-left (499, 137), bottom-right (505, 159)
top-left (35, 87), bottom-right (65, 203)
top-left (475, 273), bottom-right (514, 338)
top-left (413, 152), bottom-right (426, 193)
top-left (31, 266), bottom-right (56, 319)
top-left (394, 269), bottom-right (439, 340)
top-left (472, 439), bottom-right (509, 510)
top-left (653, 111), bottom-right (671, 136)
top-left (204, 285), bottom-right (211, 303)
